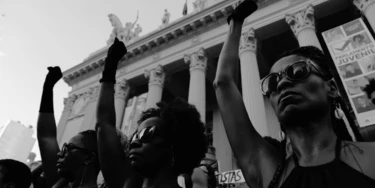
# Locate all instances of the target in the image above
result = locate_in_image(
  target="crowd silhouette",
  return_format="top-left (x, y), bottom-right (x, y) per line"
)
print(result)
top-left (1, 0), bottom-right (375, 188)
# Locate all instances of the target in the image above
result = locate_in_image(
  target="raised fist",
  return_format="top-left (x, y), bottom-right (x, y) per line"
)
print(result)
top-left (227, 0), bottom-right (258, 24)
top-left (44, 66), bottom-right (62, 88)
top-left (107, 37), bottom-right (127, 63)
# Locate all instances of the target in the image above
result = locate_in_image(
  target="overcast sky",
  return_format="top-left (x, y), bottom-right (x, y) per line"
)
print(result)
top-left (0, 0), bottom-right (195, 160)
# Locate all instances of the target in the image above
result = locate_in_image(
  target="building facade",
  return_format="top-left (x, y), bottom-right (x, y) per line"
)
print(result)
top-left (0, 120), bottom-right (36, 163)
top-left (59, 0), bottom-right (375, 181)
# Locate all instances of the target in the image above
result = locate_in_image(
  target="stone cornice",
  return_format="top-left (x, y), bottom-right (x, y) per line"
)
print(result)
top-left (62, 0), bottom-right (279, 87)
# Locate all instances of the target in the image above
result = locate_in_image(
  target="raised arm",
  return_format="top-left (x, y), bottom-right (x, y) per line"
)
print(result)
top-left (213, 1), bottom-right (279, 187)
top-left (37, 67), bottom-right (63, 187)
top-left (95, 38), bottom-right (132, 188)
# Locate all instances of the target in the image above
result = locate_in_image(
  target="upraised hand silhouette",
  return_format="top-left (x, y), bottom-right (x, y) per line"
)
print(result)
top-left (44, 66), bottom-right (63, 88)
top-left (227, 0), bottom-right (258, 24)
top-left (100, 37), bottom-right (128, 83)
top-left (107, 37), bottom-right (127, 63)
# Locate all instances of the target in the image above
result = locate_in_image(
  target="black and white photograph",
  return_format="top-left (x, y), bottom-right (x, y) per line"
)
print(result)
top-left (1, 1), bottom-right (375, 188)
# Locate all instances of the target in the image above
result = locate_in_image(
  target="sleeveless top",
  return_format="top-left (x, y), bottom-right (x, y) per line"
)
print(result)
top-left (280, 139), bottom-right (375, 188)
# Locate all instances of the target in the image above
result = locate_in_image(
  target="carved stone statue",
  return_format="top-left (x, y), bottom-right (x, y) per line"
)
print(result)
top-left (107, 12), bottom-right (141, 45)
top-left (159, 9), bottom-right (171, 29)
top-left (131, 24), bottom-right (143, 41)
top-left (162, 9), bottom-right (171, 25)
top-left (193, 0), bottom-right (207, 12)
top-left (107, 14), bottom-right (125, 45)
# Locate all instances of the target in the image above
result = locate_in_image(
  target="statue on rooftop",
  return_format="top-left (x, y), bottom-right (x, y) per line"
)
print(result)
top-left (159, 9), bottom-right (171, 29)
top-left (193, 0), bottom-right (207, 13)
top-left (107, 11), bottom-right (141, 45)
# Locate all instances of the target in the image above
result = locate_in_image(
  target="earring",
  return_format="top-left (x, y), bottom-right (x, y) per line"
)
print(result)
top-left (334, 100), bottom-right (344, 119)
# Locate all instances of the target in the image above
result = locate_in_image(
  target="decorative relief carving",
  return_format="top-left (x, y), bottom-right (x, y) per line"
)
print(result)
top-left (115, 79), bottom-right (131, 99)
top-left (191, 35), bottom-right (200, 44)
top-left (153, 52), bottom-right (161, 60)
top-left (193, 0), bottom-right (208, 13)
top-left (239, 28), bottom-right (257, 54)
top-left (184, 48), bottom-right (208, 72)
top-left (89, 85), bottom-right (101, 101)
top-left (353, 0), bottom-right (375, 13)
top-left (64, 94), bottom-right (78, 111)
top-left (285, 5), bottom-right (315, 36)
top-left (144, 64), bottom-right (166, 87)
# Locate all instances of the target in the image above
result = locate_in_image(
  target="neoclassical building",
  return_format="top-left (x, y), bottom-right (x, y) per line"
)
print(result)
top-left (58, 0), bottom-right (375, 177)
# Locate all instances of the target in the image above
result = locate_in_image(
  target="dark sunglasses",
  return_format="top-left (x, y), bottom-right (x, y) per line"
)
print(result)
top-left (260, 59), bottom-right (326, 96)
top-left (60, 143), bottom-right (96, 156)
top-left (130, 126), bottom-right (157, 143)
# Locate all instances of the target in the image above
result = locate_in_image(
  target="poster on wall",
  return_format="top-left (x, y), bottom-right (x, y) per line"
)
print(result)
top-left (322, 18), bottom-right (375, 127)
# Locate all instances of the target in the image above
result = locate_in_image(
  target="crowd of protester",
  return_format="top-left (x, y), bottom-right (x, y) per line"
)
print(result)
top-left (2, 0), bottom-right (375, 187)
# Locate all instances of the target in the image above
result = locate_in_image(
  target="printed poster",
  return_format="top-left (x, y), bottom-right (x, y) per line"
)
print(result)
top-left (322, 18), bottom-right (375, 127)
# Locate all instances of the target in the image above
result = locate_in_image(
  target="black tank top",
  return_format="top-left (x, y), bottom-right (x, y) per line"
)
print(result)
top-left (280, 139), bottom-right (375, 188)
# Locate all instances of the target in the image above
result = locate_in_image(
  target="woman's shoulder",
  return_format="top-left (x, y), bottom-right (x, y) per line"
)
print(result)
top-left (340, 141), bottom-right (375, 180)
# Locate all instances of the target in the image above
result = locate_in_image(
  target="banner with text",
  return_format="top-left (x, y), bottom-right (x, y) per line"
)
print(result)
top-left (322, 18), bottom-right (375, 127)
top-left (216, 169), bottom-right (245, 184)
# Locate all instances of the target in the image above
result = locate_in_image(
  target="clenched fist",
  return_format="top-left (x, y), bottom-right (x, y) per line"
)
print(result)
top-left (107, 37), bottom-right (127, 63)
top-left (44, 66), bottom-right (62, 88)
top-left (227, 0), bottom-right (258, 24)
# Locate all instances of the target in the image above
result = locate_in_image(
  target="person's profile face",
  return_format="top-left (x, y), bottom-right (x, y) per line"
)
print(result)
top-left (357, 97), bottom-right (366, 106)
top-left (346, 65), bottom-right (354, 72)
top-left (352, 80), bottom-right (358, 86)
top-left (268, 55), bottom-right (331, 126)
top-left (56, 134), bottom-right (92, 180)
top-left (129, 117), bottom-right (170, 174)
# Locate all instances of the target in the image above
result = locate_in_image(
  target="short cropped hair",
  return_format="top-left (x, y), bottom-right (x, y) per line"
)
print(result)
top-left (0, 159), bottom-right (32, 188)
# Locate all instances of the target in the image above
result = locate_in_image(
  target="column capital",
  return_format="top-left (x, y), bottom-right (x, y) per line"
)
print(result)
top-left (285, 4), bottom-right (315, 37)
top-left (353, 0), bottom-right (375, 13)
top-left (184, 48), bottom-right (208, 72)
top-left (239, 28), bottom-right (257, 55)
top-left (115, 79), bottom-right (131, 99)
top-left (63, 94), bottom-right (78, 111)
top-left (144, 64), bottom-right (166, 87)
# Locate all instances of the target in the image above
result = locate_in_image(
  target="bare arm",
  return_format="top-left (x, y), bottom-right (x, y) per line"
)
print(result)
top-left (96, 38), bottom-right (132, 188)
top-left (37, 67), bottom-right (62, 187)
top-left (213, 4), bottom-right (280, 187)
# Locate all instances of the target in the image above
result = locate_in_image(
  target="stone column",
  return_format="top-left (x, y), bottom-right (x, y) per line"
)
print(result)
top-left (239, 28), bottom-right (269, 136)
top-left (57, 95), bottom-right (77, 143)
top-left (285, 5), bottom-right (322, 50)
top-left (184, 48), bottom-right (208, 123)
top-left (80, 86), bottom-right (98, 132)
top-left (353, 0), bottom-right (375, 31)
top-left (145, 64), bottom-right (166, 110)
top-left (115, 79), bottom-right (131, 129)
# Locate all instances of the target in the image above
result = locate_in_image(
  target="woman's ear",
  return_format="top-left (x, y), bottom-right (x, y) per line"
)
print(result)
top-left (327, 79), bottom-right (339, 98)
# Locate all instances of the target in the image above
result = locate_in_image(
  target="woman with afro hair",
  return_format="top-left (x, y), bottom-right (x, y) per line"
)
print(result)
top-left (95, 37), bottom-right (207, 188)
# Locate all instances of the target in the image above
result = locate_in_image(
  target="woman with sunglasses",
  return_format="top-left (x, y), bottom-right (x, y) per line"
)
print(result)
top-left (96, 37), bottom-right (207, 188)
top-left (37, 67), bottom-right (101, 188)
top-left (213, 0), bottom-right (375, 187)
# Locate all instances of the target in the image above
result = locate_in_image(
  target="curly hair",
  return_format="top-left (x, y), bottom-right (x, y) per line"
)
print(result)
top-left (137, 97), bottom-right (208, 175)
top-left (0, 159), bottom-right (32, 188)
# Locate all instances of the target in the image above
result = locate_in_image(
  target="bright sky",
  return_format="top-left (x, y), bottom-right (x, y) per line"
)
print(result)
top-left (0, 0), bottom-right (194, 160)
